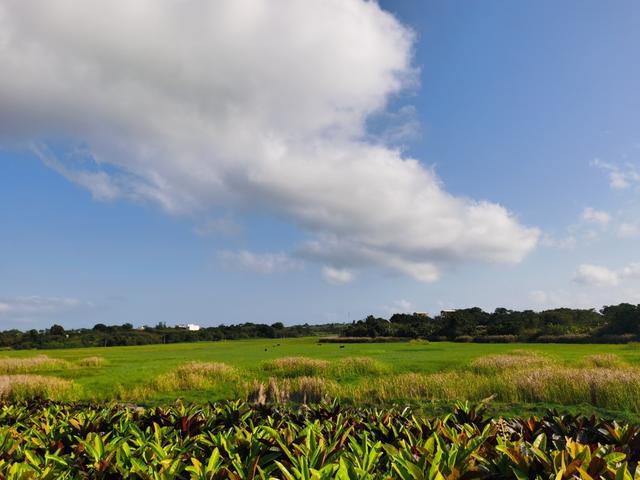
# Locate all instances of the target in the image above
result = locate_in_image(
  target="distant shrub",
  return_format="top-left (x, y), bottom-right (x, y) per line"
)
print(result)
top-left (318, 337), bottom-right (409, 344)
top-left (597, 334), bottom-right (638, 344)
top-left (77, 356), bottom-right (106, 367)
top-left (473, 335), bottom-right (517, 343)
top-left (429, 336), bottom-right (449, 342)
top-left (454, 335), bottom-right (473, 343)
top-left (533, 334), bottom-right (592, 344)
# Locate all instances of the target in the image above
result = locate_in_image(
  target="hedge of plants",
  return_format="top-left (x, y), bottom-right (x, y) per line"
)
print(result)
top-left (0, 399), bottom-right (639, 479)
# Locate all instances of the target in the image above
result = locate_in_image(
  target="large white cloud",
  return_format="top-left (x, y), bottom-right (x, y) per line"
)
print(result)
top-left (0, 0), bottom-right (539, 281)
top-left (574, 262), bottom-right (640, 287)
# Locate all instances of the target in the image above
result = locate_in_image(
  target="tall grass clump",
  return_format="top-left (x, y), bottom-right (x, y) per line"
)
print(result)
top-left (581, 353), bottom-right (626, 368)
top-left (77, 356), bottom-right (107, 367)
top-left (156, 362), bottom-right (238, 391)
top-left (469, 351), bottom-right (552, 373)
top-left (0, 355), bottom-right (72, 374)
top-left (0, 375), bottom-right (75, 400)
top-left (127, 362), bottom-right (239, 400)
top-left (263, 357), bottom-right (330, 377)
top-left (506, 367), bottom-right (640, 411)
top-left (354, 372), bottom-right (493, 403)
top-left (247, 376), bottom-right (338, 404)
top-left (330, 356), bottom-right (389, 377)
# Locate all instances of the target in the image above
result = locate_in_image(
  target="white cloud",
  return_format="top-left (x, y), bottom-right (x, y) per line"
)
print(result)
top-left (620, 262), bottom-right (640, 280)
top-left (321, 266), bottom-right (354, 285)
top-left (528, 290), bottom-right (596, 310)
top-left (0, 296), bottom-right (89, 319)
top-left (573, 264), bottom-right (620, 287)
top-left (529, 286), bottom-right (640, 311)
top-left (618, 223), bottom-right (640, 238)
top-left (218, 250), bottom-right (302, 274)
top-left (581, 207), bottom-right (611, 226)
top-left (0, 0), bottom-right (539, 282)
top-left (592, 158), bottom-right (640, 190)
top-left (573, 261), bottom-right (640, 288)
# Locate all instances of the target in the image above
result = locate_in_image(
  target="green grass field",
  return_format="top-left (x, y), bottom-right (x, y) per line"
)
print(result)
top-left (3, 338), bottom-right (640, 420)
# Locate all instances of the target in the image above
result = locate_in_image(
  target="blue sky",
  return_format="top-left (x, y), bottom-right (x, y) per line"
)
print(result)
top-left (1, 0), bottom-right (640, 329)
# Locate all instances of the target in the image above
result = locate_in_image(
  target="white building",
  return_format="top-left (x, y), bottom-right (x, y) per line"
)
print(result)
top-left (176, 323), bottom-right (201, 331)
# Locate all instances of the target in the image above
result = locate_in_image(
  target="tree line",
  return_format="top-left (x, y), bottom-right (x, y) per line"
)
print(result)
top-left (0, 322), bottom-right (344, 350)
top-left (1, 303), bottom-right (639, 349)
top-left (344, 303), bottom-right (640, 343)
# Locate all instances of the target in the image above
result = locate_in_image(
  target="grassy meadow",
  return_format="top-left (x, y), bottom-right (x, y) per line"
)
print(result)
top-left (3, 338), bottom-right (640, 419)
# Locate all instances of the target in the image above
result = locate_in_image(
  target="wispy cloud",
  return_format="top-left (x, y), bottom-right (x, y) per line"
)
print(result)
top-left (592, 158), bottom-right (640, 190)
top-left (0, 296), bottom-right (91, 319)
top-left (321, 266), bottom-right (354, 285)
top-left (581, 207), bottom-right (611, 226)
top-left (618, 223), bottom-right (640, 238)
top-left (218, 250), bottom-right (302, 274)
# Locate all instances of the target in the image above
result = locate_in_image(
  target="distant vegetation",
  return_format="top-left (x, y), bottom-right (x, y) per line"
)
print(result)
top-left (344, 303), bottom-right (640, 343)
top-left (0, 321), bottom-right (344, 350)
top-left (1, 303), bottom-right (640, 349)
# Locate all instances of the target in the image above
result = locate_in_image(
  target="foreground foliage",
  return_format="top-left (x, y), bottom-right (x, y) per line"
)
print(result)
top-left (1, 400), bottom-right (639, 479)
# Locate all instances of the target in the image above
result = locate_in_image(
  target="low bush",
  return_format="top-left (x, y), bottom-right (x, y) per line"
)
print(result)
top-left (77, 356), bottom-right (107, 367)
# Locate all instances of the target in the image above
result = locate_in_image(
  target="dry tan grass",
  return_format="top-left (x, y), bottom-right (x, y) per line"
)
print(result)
top-left (505, 367), bottom-right (640, 410)
top-left (125, 361), bottom-right (239, 400)
top-left (470, 351), bottom-right (552, 373)
top-left (0, 375), bottom-right (75, 400)
top-left (263, 357), bottom-right (330, 377)
top-left (77, 356), bottom-right (107, 367)
top-left (150, 361), bottom-right (238, 393)
top-left (331, 357), bottom-right (388, 377)
top-left (354, 371), bottom-right (494, 403)
top-left (0, 355), bottom-right (72, 374)
top-left (351, 362), bottom-right (640, 412)
top-left (247, 376), bottom-right (338, 404)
